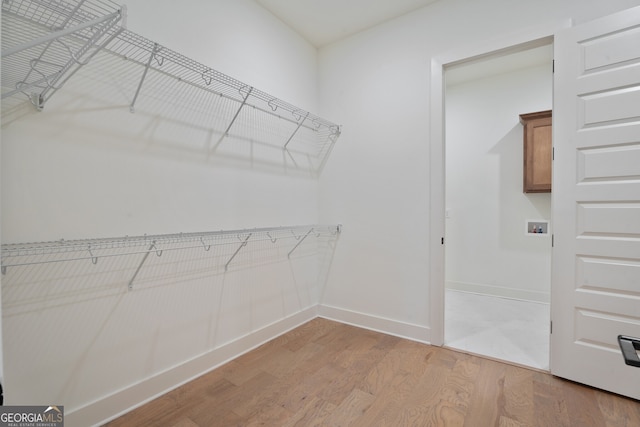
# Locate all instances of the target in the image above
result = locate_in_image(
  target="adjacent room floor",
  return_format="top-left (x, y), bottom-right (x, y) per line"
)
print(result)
top-left (445, 289), bottom-right (550, 370)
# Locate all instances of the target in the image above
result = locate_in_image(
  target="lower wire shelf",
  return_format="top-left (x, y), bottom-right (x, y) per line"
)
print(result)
top-left (0, 224), bottom-right (342, 282)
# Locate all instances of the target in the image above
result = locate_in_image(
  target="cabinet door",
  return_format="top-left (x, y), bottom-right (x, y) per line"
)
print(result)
top-left (522, 112), bottom-right (552, 193)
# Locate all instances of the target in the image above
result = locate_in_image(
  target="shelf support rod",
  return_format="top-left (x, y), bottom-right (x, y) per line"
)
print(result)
top-left (38, 14), bottom-right (124, 109)
top-left (284, 112), bottom-right (309, 149)
top-left (4, 0), bottom-right (88, 95)
top-left (288, 228), bottom-right (314, 258)
top-left (225, 233), bottom-right (252, 271)
top-left (130, 42), bottom-right (159, 113)
top-left (2, 75), bottom-right (56, 100)
top-left (211, 87), bottom-right (254, 152)
top-left (1, 11), bottom-right (121, 58)
top-left (284, 148), bottom-right (299, 169)
top-left (128, 241), bottom-right (157, 291)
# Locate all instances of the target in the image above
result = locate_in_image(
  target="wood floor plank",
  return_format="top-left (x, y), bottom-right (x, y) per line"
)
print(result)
top-left (361, 346), bottom-right (456, 426)
top-left (392, 350), bottom-right (458, 426)
top-left (317, 337), bottom-right (390, 406)
top-left (351, 339), bottom-right (439, 425)
top-left (463, 357), bottom-right (508, 427)
top-left (269, 344), bottom-right (342, 408)
top-left (169, 418), bottom-right (199, 427)
top-left (254, 346), bottom-right (298, 378)
top-left (330, 330), bottom-right (380, 369)
top-left (499, 415), bottom-right (527, 427)
top-left (438, 352), bottom-right (481, 410)
top-left (596, 389), bottom-right (640, 427)
top-left (191, 371), bottom-right (274, 425)
top-left (282, 396), bottom-right (337, 427)
top-left (561, 380), bottom-right (607, 427)
top-left (243, 400), bottom-right (295, 427)
top-left (280, 317), bottom-right (341, 352)
top-left (424, 353), bottom-right (481, 426)
top-left (502, 364), bottom-right (535, 425)
top-left (105, 318), bottom-right (640, 427)
top-left (323, 388), bottom-right (375, 427)
top-left (279, 362), bottom-right (345, 413)
top-left (360, 346), bottom-right (410, 396)
top-left (352, 365), bottom-right (421, 426)
top-left (230, 369), bottom-right (298, 419)
top-left (532, 371), bottom-right (572, 427)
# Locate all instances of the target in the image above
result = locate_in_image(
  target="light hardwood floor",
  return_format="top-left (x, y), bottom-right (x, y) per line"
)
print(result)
top-left (105, 318), bottom-right (640, 426)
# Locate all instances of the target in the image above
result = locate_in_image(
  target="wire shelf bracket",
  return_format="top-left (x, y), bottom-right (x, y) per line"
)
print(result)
top-left (288, 227), bottom-right (314, 258)
top-left (211, 86), bottom-right (254, 153)
top-left (284, 111), bottom-right (310, 149)
top-left (224, 233), bottom-right (252, 272)
top-left (127, 241), bottom-right (158, 291)
top-left (129, 42), bottom-right (159, 113)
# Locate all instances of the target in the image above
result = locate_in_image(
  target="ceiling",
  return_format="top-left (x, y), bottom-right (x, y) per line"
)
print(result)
top-left (254, 0), bottom-right (440, 48)
top-left (252, 0), bottom-right (553, 84)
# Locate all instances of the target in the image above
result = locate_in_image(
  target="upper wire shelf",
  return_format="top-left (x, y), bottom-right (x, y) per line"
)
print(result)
top-left (1, 0), bottom-right (341, 174)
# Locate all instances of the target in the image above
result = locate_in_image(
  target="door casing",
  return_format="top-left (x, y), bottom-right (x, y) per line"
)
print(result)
top-left (428, 21), bottom-right (570, 347)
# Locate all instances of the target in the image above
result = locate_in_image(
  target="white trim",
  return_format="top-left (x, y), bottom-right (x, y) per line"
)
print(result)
top-left (446, 281), bottom-right (550, 304)
top-left (429, 19), bottom-right (570, 348)
top-left (429, 55), bottom-right (446, 347)
top-left (67, 306), bottom-right (318, 427)
top-left (318, 304), bottom-right (431, 344)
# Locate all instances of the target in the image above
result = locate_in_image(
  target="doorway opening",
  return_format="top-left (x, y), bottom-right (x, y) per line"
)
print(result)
top-left (438, 38), bottom-right (553, 370)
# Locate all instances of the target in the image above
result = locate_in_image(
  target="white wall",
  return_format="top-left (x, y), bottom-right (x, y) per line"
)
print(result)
top-left (2, 0), bottom-right (321, 243)
top-left (317, 0), bottom-right (640, 341)
top-left (445, 61), bottom-right (552, 302)
top-left (4, 0), bottom-right (640, 423)
top-left (123, 0), bottom-right (318, 109)
top-left (1, 0), bottom-right (325, 425)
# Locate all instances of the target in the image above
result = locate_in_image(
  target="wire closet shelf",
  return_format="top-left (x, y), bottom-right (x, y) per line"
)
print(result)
top-left (1, 224), bottom-right (342, 277)
top-left (1, 0), bottom-right (342, 172)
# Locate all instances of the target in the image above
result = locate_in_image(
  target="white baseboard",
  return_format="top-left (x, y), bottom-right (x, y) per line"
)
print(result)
top-left (67, 306), bottom-right (318, 427)
top-left (318, 304), bottom-right (431, 344)
top-left (445, 281), bottom-right (550, 303)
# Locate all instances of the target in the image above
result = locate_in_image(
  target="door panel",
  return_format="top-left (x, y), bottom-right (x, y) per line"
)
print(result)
top-left (582, 26), bottom-right (640, 69)
top-left (551, 5), bottom-right (640, 399)
top-left (577, 203), bottom-right (640, 235)
top-left (578, 256), bottom-right (640, 294)
top-left (579, 145), bottom-right (640, 181)
top-left (581, 87), bottom-right (640, 125)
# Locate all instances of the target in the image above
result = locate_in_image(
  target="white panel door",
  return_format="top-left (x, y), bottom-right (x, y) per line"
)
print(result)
top-left (552, 6), bottom-right (640, 399)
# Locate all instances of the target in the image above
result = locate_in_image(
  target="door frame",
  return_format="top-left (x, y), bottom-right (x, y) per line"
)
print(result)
top-left (428, 21), bottom-right (570, 347)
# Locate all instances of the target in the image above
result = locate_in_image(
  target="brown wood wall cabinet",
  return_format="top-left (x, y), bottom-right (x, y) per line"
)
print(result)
top-left (520, 110), bottom-right (552, 193)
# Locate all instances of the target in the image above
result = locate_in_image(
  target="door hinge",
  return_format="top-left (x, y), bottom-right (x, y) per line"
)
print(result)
top-left (552, 60), bottom-right (555, 73)
top-left (552, 234), bottom-right (554, 247)
top-left (441, 237), bottom-right (444, 245)
top-left (552, 147), bottom-right (555, 160)
top-left (550, 320), bottom-right (553, 334)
